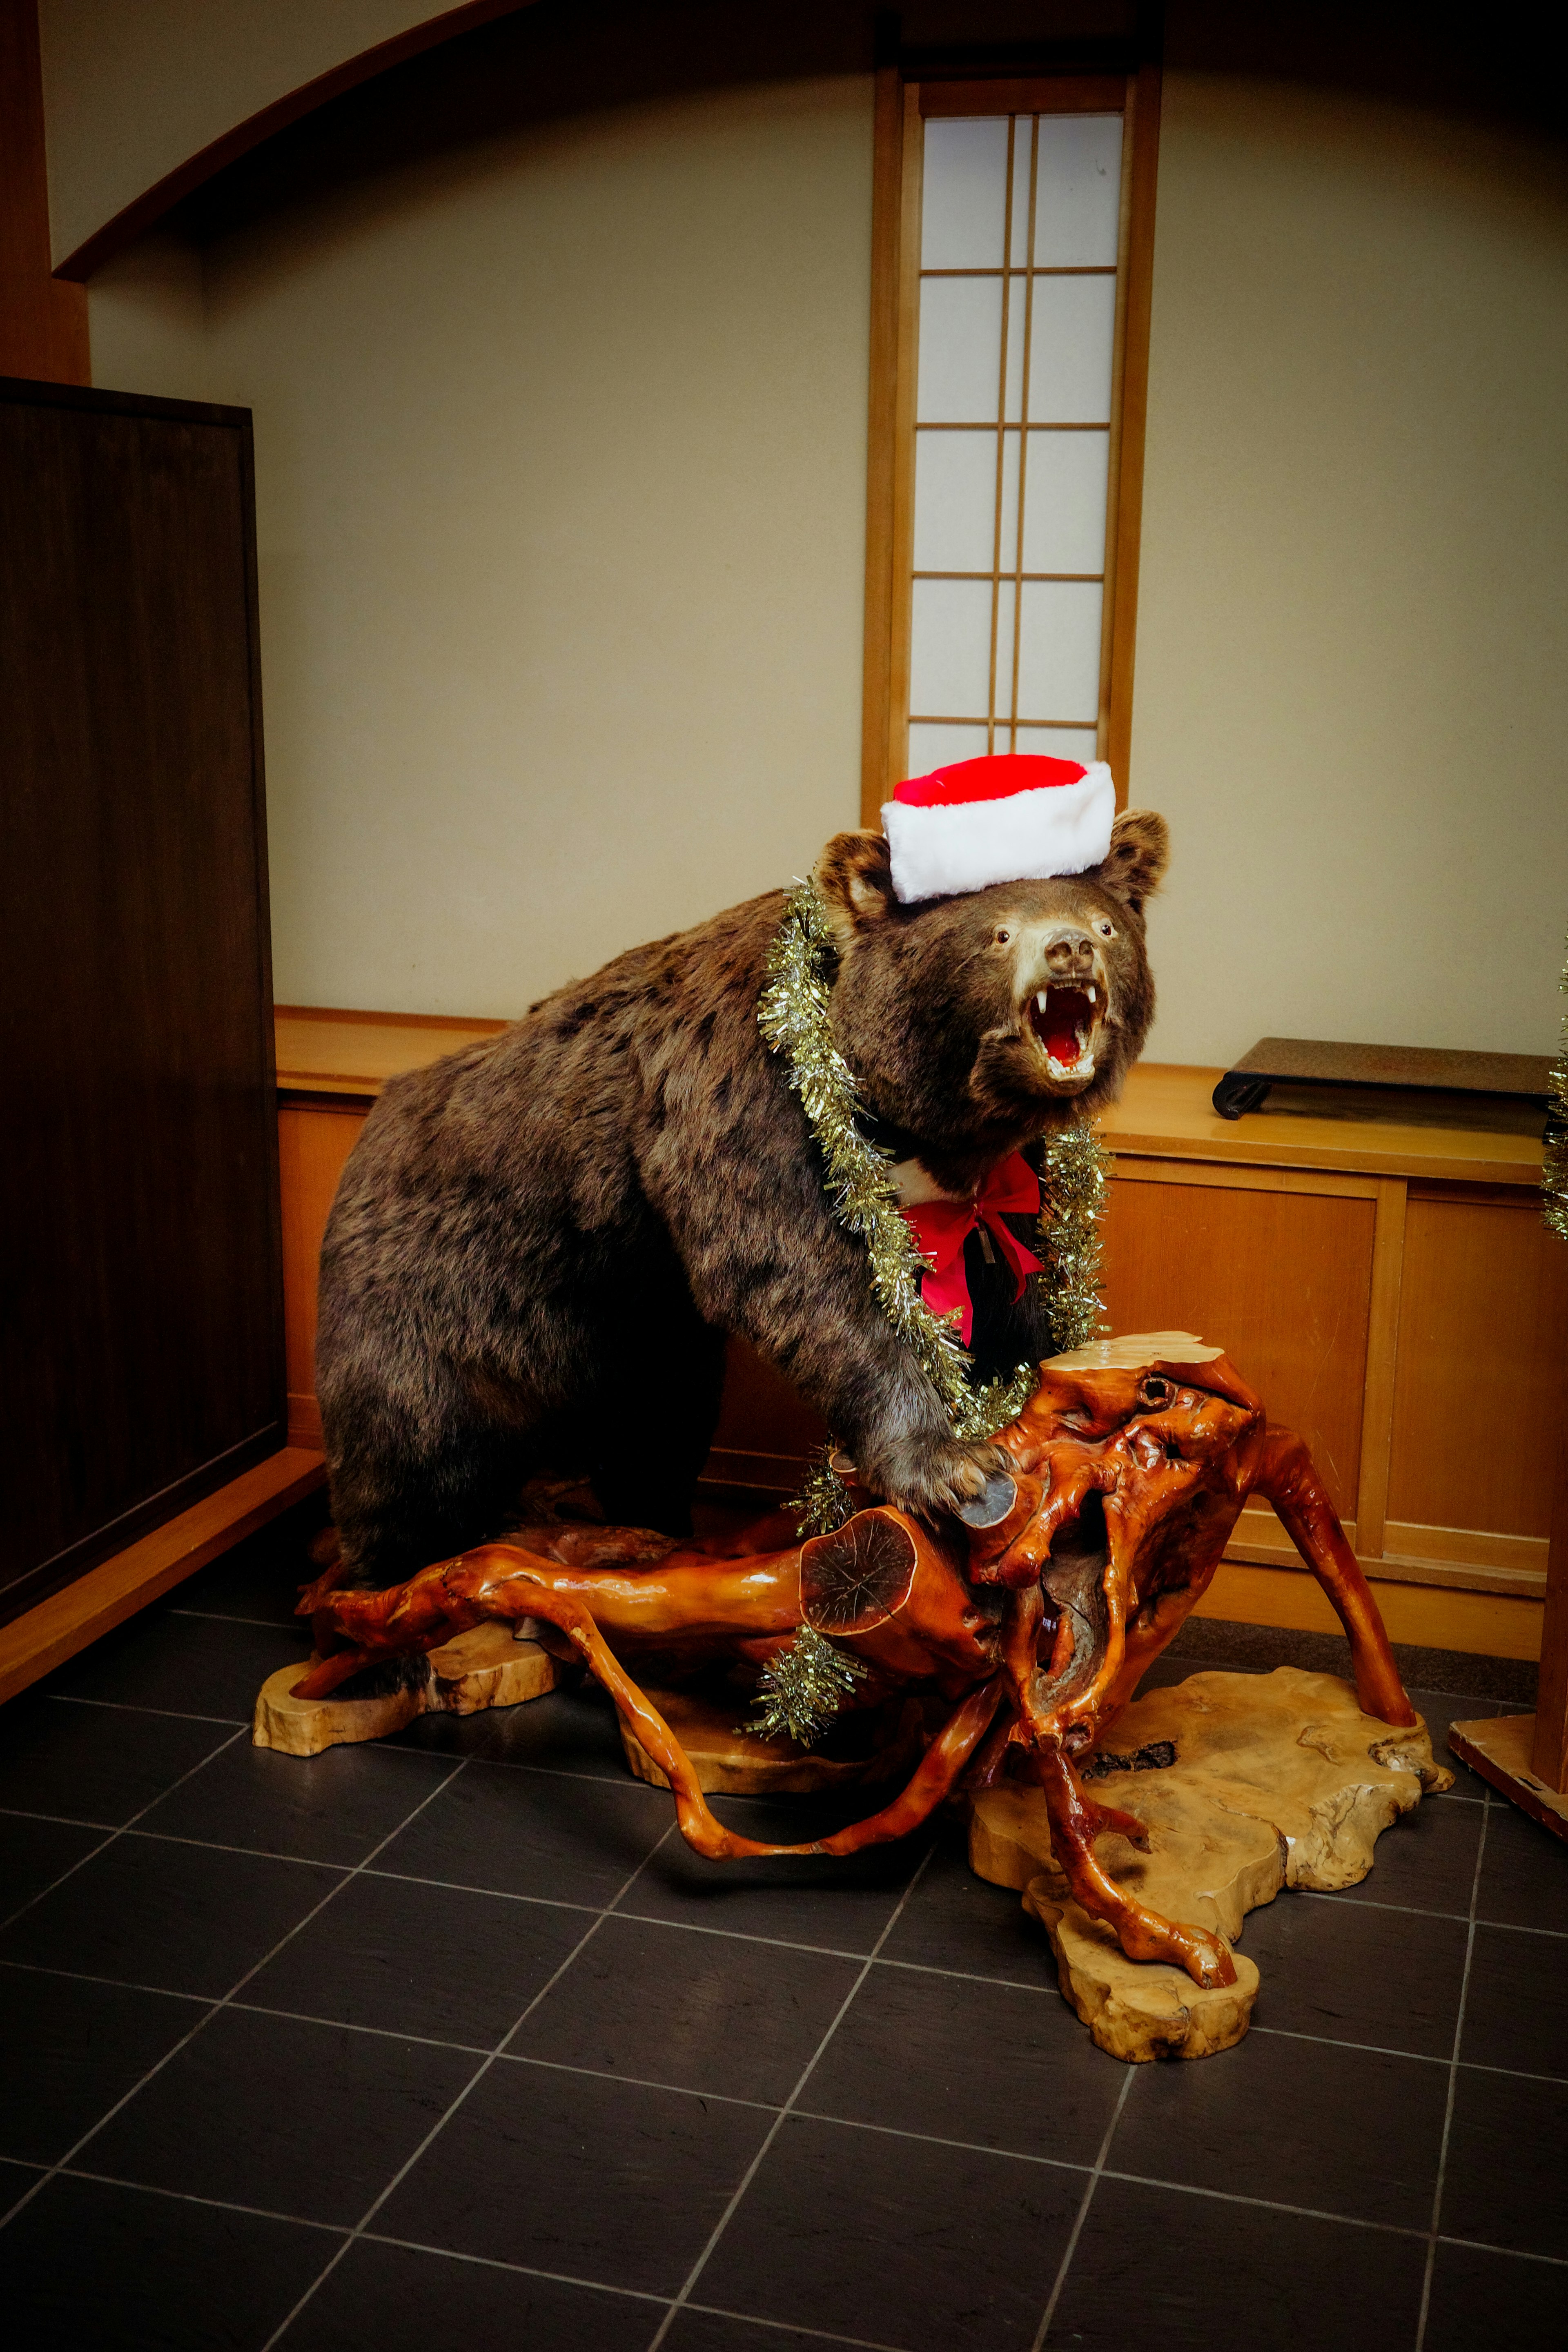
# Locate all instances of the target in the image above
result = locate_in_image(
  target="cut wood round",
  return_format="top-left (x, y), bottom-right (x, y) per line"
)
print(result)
top-left (252, 1621), bottom-right (557, 1757)
top-left (969, 1666), bottom-right (1452, 2061)
top-left (799, 1510), bottom-right (918, 1635)
top-left (1023, 1881), bottom-right (1261, 2063)
top-left (619, 1685), bottom-right (922, 1795)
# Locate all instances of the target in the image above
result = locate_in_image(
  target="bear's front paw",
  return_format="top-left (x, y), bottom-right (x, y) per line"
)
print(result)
top-left (869, 1434), bottom-right (1013, 1525)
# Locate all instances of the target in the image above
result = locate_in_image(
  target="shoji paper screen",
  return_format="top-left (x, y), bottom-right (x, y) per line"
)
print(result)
top-left (908, 111), bottom-right (1124, 780)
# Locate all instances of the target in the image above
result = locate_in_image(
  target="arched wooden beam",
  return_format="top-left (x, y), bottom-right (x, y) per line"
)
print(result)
top-left (54, 0), bottom-right (542, 283)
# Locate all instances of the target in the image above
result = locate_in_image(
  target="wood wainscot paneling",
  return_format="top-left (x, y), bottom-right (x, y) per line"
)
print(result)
top-left (1386, 1185), bottom-right (1568, 1567)
top-left (274, 1005), bottom-right (507, 1451)
top-left (1102, 1163), bottom-right (1377, 1524)
top-left (1098, 1069), bottom-right (1550, 1659)
top-left (277, 1102), bottom-right (367, 1447)
top-left (273, 1027), bottom-right (1551, 1662)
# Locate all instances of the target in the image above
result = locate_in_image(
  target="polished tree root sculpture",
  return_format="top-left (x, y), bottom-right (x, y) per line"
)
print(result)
top-left (296, 1333), bottom-right (1422, 1992)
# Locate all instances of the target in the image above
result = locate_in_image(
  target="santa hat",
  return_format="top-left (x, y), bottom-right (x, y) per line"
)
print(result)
top-left (881, 752), bottom-right (1116, 906)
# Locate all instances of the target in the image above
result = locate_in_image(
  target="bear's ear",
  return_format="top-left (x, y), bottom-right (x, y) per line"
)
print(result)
top-left (1095, 808), bottom-right (1169, 917)
top-left (813, 829), bottom-right (898, 944)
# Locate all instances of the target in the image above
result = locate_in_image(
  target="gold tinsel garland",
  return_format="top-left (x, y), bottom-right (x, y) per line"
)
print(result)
top-left (1040, 1121), bottom-right (1113, 1352)
top-left (744, 1624), bottom-right (868, 1746)
top-left (1544, 925), bottom-right (1568, 1247)
top-left (748, 877), bottom-right (1111, 1745)
top-left (757, 878), bottom-right (1031, 1446)
top-left (790, 1444), bottom-right (858, 1538)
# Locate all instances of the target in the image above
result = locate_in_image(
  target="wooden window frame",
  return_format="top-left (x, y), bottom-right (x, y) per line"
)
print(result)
top-left (860, 65), bottom-right (1163, 825)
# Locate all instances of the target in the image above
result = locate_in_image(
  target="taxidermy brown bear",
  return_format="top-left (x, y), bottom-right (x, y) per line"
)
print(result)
top-left (316, 805), bottom-right (1169, 1595)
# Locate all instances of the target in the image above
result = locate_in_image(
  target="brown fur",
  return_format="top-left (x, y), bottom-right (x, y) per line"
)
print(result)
top-left (316, 811), bottom-right (1169, 1590)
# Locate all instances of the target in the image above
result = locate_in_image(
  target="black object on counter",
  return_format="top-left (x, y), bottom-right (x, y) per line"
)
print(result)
top-left (1212, 1038), bottom-right (1554, 1122)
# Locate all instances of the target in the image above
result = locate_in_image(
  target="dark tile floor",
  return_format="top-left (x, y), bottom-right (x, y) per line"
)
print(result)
top-left (1, 1503), bottom-right (1563, 2350)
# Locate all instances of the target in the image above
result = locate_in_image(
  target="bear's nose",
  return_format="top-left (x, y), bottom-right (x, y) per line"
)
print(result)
top-left (1042, 928), bottom-right (1097, 978)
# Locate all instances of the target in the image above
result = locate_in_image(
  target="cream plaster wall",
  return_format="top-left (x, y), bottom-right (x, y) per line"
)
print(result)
top-left (94, 79), bottom-right (875, 1016)
top-left (38, 0), bottom-right (461, 263)
top-left (1131, 76), bottom-right (1568, 1062)
top-left (87, 229), bottom-right (209, 401)
top-left (87, 65), bottom-right (1568, 1057)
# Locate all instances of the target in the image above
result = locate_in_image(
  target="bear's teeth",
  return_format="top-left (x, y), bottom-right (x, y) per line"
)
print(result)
top-left (1087, 986), bottom-right (1097, 1003)
top-left (1036, 991), bottom-right (1049, 1013)
top-left (1075, 1025), bottom-right (1089, 1053)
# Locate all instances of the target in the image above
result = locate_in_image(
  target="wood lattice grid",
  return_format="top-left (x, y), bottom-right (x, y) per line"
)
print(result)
top-left (861, 68), bottom-right (1163, 823)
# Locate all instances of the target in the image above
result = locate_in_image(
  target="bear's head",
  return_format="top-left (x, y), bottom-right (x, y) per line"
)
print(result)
top-left (812, 808), bottom-right (1169, 1187)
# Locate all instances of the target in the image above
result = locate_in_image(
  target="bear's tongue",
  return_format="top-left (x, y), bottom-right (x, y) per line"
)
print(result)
top-left (1032, 986), bottom-right (1091, 1066)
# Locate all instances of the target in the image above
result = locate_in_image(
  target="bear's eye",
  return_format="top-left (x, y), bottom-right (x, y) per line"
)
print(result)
top-left (994, 927), bottom-right (1011, 945)
top-left (1095, 918), bottom-right (1116, 939)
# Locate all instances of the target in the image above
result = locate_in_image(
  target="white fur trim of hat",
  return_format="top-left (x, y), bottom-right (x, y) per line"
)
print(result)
top-left (881, 752), bottom-right (1116, 906)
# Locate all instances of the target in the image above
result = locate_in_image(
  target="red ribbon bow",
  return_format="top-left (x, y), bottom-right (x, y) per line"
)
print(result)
top-left (900, 1151), bottom-right (1043, 1348)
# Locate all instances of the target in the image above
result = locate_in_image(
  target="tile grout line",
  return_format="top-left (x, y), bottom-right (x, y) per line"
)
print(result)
top-left (0, 1749), bottom-right (475, 2239)
top-left (1294, 1890), bottom-right (1473, 1924)
top-left (0, 1726), bottom-right (250, 1937)
top-left (0, 1804), bottom-right (119, 1832)
top-left (255, 1818), bottom-right (684, 2349)
top-left (18, 1908), bottom-right (1567, 2170)
top-left (51, 1695), bottom-right (249, 1724)
top-left (1434, 2233), bottom-right (1568, 2269)
top-left (52, 2166), bottom-right (346, 2234)
top-left (352, 2227), bottom-right (673, 2303)
top-left (788, 2107), bottom-right (1093, 2179)
top-left (1029, 2063), bottom-right (1136, 2350)
top-left (353, 2232), bottom-right (921, 2345)
top-left (1094, 2169), bottom-right (1430, 2237)
top-left (14, 1798), bottom-right (1555, 1941)
top-left (491, 2047), bottom-right (777, 2110)
top-left (24, 2129), bottom-right (1557, 2270)
top-left (1414, 1789), bottom-right (1490, 2352)
top-left (169, 1610), bottom-right (308, 1627)
top-left (6, 1903), bottom-right (1566, 2088)
top-left (684, 2306), bottom-right (906, 2350)
top-left (642, 1842), bottom-right (940, 2352)
top-left (14, 2094), bottom-right (1564, 2285)
top-left (100, 1789), bottom-right (1568, 1920)
top-left (1249, 2021), bottom-right (1568, 2086)
top-left (0, 1960), bottom-right (209, 2005)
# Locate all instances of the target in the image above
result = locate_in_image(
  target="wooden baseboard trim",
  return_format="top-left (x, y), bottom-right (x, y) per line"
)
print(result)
top-left (1223, 1506), bottom-right (1546, 1600)
top-left (0, 1447), bottom-right (327, 1706)
top-left (1382, 1520), bottom-right (1547, 1580)
top-left (288, 1392), bottom-right (323, 1448)
top-left (698, 1447), bottom-right (804, 1496)
top-left (1195, 1562), bottom-right (1543, 1663)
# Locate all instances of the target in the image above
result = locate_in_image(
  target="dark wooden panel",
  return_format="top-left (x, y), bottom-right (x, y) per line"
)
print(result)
top-left (0, 377), bottom-right (284, 1619)
top-left (709, 1335), bottom-right (829, 1468)
top-left (1100, 1174), bottom-right (1375, 1519)
top-left (0, 0), bottom-right (89, 382)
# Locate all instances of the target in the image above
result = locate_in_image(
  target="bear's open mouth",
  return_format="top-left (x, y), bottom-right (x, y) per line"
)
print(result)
top-left (1028, 984), bottom-right (1101, 1081)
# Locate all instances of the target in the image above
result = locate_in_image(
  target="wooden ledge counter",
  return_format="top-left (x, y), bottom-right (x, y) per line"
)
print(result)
top-left (275, 1003), bottom-right (506, 1100)
top-left (275, 1016), bottom-right (1555, 1662)
top-left (1101, 1061), bottom-right (1544, 1192)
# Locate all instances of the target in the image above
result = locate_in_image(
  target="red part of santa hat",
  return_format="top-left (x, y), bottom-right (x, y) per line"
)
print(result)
top-left (882, 752), bottom-right (1115, 905)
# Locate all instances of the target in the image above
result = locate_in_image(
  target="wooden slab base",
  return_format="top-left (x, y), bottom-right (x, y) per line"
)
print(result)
top-left (620, 1688), bottom-right (922, 1795)
top-left (970, 1667), bottom-right (1452, 2062)
top-left (1448, 1714), bottom-right (1568, 1842)
top-left (252, 1622), bottom-right (557, 1756)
